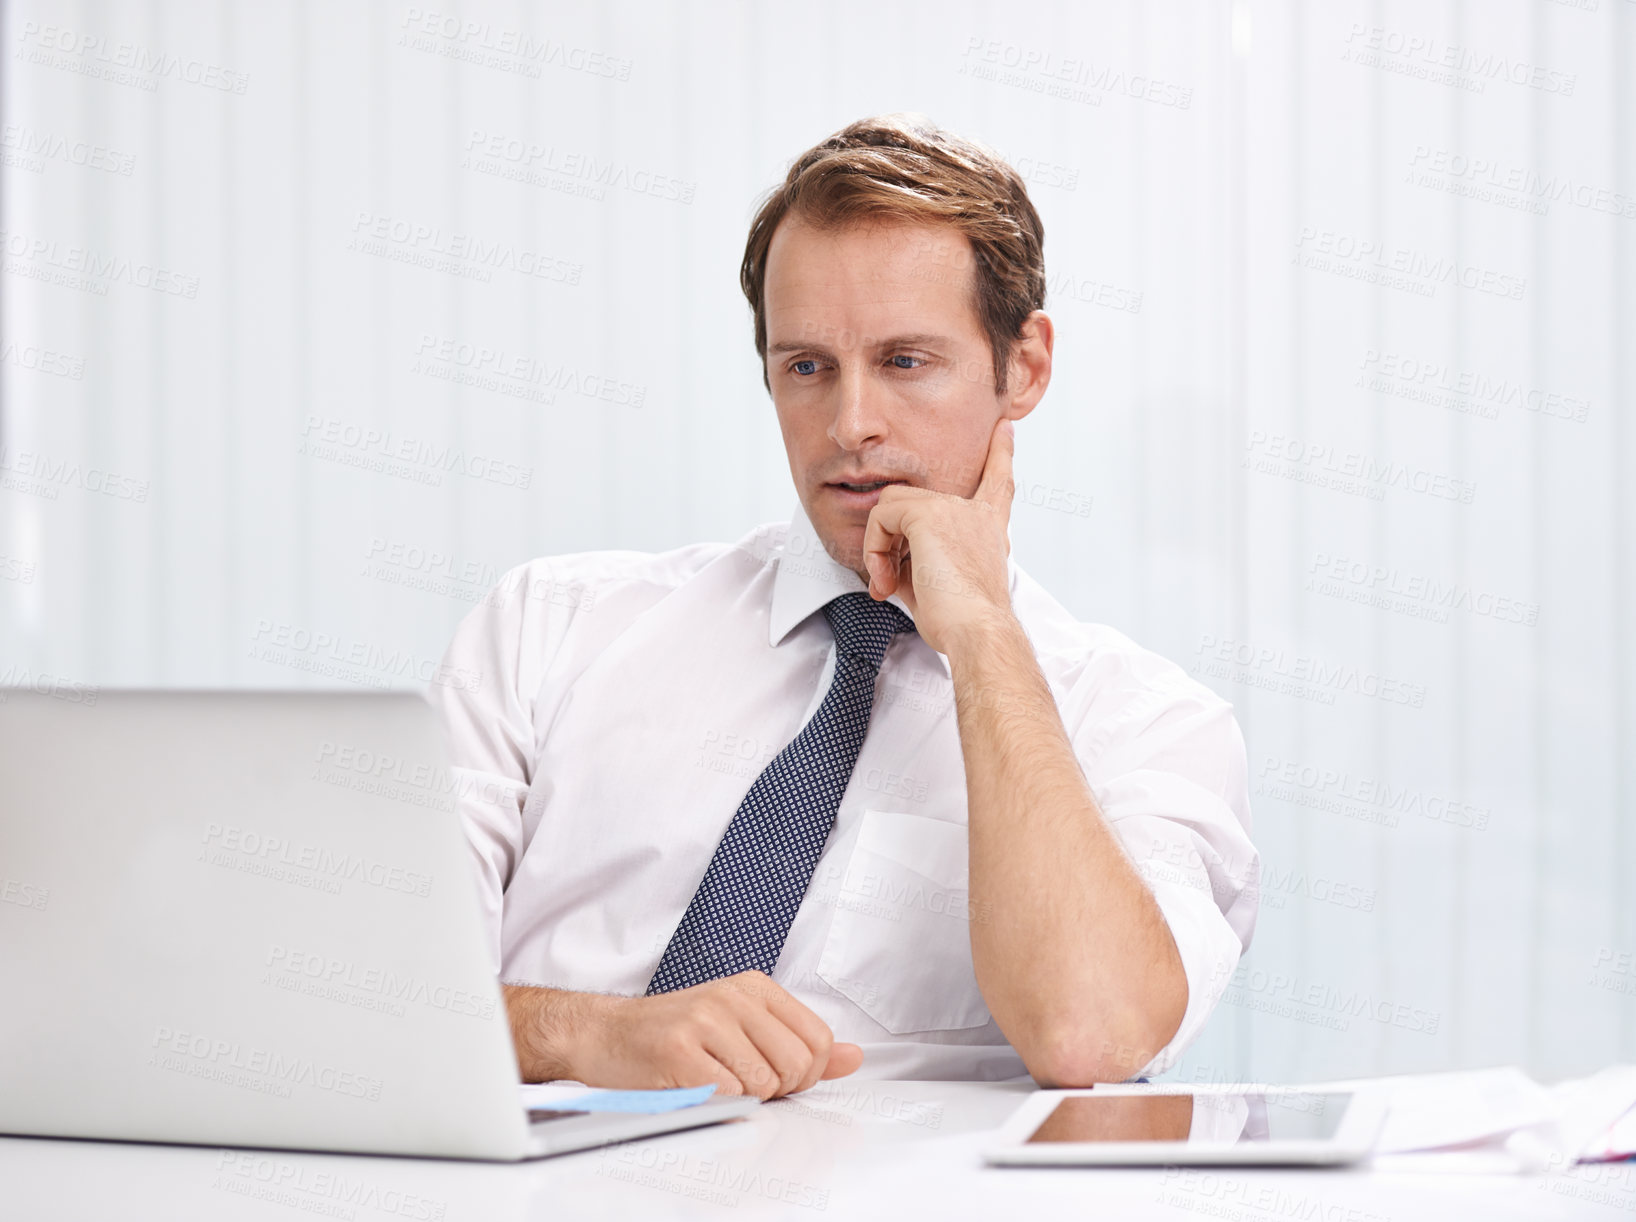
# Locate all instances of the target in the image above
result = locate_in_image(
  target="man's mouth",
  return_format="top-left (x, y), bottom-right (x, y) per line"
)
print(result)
top-left (826, 471), bottom-right (913, 493)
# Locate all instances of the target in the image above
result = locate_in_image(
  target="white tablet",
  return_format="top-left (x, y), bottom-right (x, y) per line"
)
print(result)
top-left (984, 1084), bottom-right (1387, 1167)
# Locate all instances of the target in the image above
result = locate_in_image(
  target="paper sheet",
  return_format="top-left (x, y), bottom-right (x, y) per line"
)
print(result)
top-left (1308, 1064), bottom-right (1636, 1173)
top-left (1543, 1066), bottom-right (1636, 1164)
top-left (1582, 1103), bottom-right (1636, 1163)
top-left (1368, 1067), bottom-right (1553, 1154)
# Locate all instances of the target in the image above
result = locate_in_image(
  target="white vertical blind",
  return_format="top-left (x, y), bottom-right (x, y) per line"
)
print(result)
top-left (2, 0), bottom-right (1630, 1085)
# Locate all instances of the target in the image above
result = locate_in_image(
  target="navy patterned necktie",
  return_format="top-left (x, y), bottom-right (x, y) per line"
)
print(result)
top-left (647, 591), bottom-right (917, 994)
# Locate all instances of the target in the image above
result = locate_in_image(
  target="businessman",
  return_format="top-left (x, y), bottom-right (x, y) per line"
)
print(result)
top-left (433, 114), bottom-right (1258, 1099)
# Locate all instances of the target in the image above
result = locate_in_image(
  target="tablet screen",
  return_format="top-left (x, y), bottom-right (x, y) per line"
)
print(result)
top-left (1024, 1091), bottom-right (1353, 1145)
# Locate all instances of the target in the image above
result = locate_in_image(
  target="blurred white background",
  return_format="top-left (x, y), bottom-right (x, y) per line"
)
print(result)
top-left (3, 0), bottom-right (1632, 1086)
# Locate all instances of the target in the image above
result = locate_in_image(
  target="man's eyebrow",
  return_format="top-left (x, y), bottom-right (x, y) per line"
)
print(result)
top-left (766, 332), bottom-right (953, 355)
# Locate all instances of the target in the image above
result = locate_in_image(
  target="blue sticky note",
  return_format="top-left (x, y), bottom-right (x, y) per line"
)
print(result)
top-left (531, 1085), bottom-right (719, 1114)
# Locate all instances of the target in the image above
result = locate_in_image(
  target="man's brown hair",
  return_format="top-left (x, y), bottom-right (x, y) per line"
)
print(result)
top-left (740, 113), bottom-right (1046, 395)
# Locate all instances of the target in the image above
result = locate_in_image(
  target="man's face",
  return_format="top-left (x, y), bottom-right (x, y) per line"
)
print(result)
top-left (762, 217), bottom-right (1039, 577)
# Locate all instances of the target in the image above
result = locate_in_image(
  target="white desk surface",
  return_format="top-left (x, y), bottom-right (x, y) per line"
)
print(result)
top-left (2, 1078), bottom-right (1624, 1220)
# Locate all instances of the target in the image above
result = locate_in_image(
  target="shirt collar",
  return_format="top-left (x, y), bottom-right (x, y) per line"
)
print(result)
top-left (766, 500), bottom-right (1020, 677)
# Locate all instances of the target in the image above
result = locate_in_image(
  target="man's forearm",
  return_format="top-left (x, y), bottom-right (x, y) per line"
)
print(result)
top-left (502, 983), bottom-right (614, 1082)
top-left (946, 612), bottom-right (1188, 1085)
top-left (500, 974), bottom-right (864, 1095)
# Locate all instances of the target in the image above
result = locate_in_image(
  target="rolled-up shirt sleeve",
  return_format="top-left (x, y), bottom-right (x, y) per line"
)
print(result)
top-left (1064, 653), bottom-right (1259, 1079)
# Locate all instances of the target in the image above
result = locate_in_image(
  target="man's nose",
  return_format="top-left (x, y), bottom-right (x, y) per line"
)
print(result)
top-left (827, 364), bottom-right (889, 451)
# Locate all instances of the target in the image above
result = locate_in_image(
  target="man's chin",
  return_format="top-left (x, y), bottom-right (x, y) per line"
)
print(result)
top-left (807, 514), bottom-right (868, 580)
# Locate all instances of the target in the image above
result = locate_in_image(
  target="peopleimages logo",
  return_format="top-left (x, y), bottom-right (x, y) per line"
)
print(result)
top-left (200, 822), bottom-right (434, 897)
top-left (1292, 226), bottom-right (1526, 301)
top-left (1192, 635), bottom-right (1428, 708)
top-left (1244, 430), bottom-right (1477, 504)
top-left (397, 8), bottom-right (633, 81)
top-left (1256, 754), bottom-right (1490, 831)
top-left (1406, 147), bottom-right (1635, 220)
top-left (250, 617), bottom-right (482, 692)
top-left (1157, 1167), bottom-right (1392, 1222)
top-left (1340, 22), bottom-right (1576, 95)
top-left (0, 123), bottom-right (136, 175)
top-left (0, 877), bottom-right (51, 911)
top-left (15, 21), bottom-right (251, 93)
top-left (0, 339), bottom-right (87, 380)
top-left (958, 35), bottom-right (1193, 109)
top-left (1358, 349), bottom-right (1591, 425)
top-left (313, 740), bottom-right (524, 813)
top-left (462, 129), bottom-right (695, 204)
top-left (1212, 963), bottom-right (1442, 1035)
top-left (298, 415), bottom-right (534, 490)
top-left (596, 1145), bottom-right (831, 1211)
top-left (1307, 552), bottom-right (1539, 626)
top-left (412, 334), bottom-right (646, 408)
top-left (213, 1152), bottom-right (448, 1221)
top-left (149, 1026), bottom-right (382, 1100)
top-left (1, 228), bottom-right (201, 298)
top-left (349, 213), bottom-right (583, 285)
top-left (264, 945), bottom-right (496, 1020)
top-left (0, 445), bottom-right (150, 502)
top-left (0, 665), bottom-right (99, 705)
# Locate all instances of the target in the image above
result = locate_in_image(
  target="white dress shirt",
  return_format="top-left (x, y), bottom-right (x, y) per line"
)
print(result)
top-left (430, 503), bottom-right (1258, 1082)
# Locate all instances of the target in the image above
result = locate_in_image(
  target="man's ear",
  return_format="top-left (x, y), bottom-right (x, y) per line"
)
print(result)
top-left (1003, 310), bottom-right (1054, 420)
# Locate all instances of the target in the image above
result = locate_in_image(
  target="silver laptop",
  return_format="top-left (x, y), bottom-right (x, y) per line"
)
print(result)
top-left (0, 690), bottom-right (757, 1160)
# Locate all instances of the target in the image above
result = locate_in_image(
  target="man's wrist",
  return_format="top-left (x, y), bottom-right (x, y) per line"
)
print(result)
top-left (503, 983), bottom-right (619, 1083)
top-left (944, 607), bottom-right (1066, 733)
top-left (939, 605), bottom-right (1028, 665)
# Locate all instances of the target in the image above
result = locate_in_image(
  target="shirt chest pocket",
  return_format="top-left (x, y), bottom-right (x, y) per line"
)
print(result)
top-left (814, 808), bottom-right (994, 1034)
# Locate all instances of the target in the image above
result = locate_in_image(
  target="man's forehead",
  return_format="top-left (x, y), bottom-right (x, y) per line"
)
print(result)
top-left (767, 215), bottom-right (974, 283)
top-left (763, 216), bottom-right (978, 343)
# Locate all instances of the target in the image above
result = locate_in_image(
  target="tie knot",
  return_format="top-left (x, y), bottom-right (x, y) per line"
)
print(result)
top-left (823, 592), bottom-right (916, 672)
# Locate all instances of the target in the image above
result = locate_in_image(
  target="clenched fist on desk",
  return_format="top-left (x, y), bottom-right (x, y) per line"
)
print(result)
top-left (503, 974), bottom-right (864, 1100)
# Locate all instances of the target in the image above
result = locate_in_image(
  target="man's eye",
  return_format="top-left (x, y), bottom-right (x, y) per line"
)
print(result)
top-left (792, 359), bottom-right (820, 376)
top-left (888, 354), bottom-right (924, 370)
